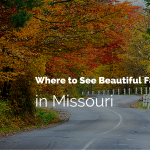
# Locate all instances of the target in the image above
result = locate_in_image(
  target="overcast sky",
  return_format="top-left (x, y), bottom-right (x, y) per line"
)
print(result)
top-left (118, 0), bottom-right (147, 8)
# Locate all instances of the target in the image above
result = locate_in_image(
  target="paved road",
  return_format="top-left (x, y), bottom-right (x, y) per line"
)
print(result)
top-left (0, 95), bottom-right (150, 149)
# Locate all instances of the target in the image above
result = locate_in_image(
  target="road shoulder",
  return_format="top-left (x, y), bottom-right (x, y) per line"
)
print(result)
top-left (0, 106), bottom-right (70, 138)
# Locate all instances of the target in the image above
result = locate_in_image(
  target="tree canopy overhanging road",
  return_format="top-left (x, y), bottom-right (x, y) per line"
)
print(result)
top-left (0, 95), bottom-right (150, 149)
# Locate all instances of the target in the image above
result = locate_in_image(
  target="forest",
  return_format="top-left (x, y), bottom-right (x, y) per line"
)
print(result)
top-left (1, 0), bottom-right (150, 131)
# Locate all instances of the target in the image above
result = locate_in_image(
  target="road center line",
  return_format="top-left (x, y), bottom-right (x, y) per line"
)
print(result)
top-left (82, 108), bottom-right (123, 150)
top-left (102, 108), bottom-right (123, 135)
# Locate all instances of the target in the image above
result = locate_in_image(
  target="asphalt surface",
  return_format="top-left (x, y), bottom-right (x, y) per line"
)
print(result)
top-left (0, 95), bottom-right (150, 149)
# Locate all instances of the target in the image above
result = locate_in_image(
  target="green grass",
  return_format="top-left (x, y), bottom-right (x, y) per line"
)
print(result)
top-left (0, 101), bottom-right (60, 135)
top-left (35, 107), bottom-right (60, 126)
top-left (134, 101), bottom-right (148, 109)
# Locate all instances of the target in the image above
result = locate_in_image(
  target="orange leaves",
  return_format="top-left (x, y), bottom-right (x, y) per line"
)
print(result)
top-left (6, 0), bottom-right (141, 55)
top-left (46, 39), bottom-right (124, 78)
top-left (0, 0), bottom-right (144, 94)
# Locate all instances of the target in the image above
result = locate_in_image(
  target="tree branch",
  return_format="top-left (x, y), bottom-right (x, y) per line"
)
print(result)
top-left (52, 0), bottom-right (73, 4)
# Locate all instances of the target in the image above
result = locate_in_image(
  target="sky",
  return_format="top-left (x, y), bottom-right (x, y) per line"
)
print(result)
top-left (118, 0), bottom-right (147, 8)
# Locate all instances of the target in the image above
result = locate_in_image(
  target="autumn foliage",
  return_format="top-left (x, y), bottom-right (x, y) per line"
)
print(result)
top-left (0, 0), bottom-right (144, 117)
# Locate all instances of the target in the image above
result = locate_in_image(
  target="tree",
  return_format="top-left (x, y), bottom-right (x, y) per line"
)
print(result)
top-left (90, 11), bottom-right (150, 93)
top-left (0, 0), bottom-right (43, 37)
top-left (0, 0), bottom-right (143, 113)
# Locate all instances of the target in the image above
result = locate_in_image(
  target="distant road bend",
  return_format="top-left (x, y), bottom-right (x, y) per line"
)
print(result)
top-left (0, 95), bottom-right (150, 149)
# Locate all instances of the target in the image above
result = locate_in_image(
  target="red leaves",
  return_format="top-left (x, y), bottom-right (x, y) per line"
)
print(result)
top-left (46, 39), bottom-right (125, 78)
top-left (0, 0), bottom-right (143, 83)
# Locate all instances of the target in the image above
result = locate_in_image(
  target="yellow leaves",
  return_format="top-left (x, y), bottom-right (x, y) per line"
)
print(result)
top-left (43, 0), bottom-right (52, 2)
top-left (147, 65), bottom-right (150, 74)
top-left (120, 12), bottom-right (150, 78)
top-left (0, 37), bottom-right (6, 44)
top-left (0, 0), bottom-right (144, 89)
top-left (12, 18), bottom-right (41, 41)
top-left (32, 6), bottom-right (44, 15)
top-left (0, 72), bottom-right (23, 82)
top-left (86, 24), bottom-right (94, 32)
top-left (43, 4), bottom-right (52, 12)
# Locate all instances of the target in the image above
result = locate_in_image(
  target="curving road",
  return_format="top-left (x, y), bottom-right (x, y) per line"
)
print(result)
top-left (0, 95), bottom-right (150, 149)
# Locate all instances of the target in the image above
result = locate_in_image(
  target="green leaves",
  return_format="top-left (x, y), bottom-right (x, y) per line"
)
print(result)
top-left (146, 28), bottom-right (150, 35)
top-left (144, 0), bottom-right (150, 7)
top-left (142, 29), bottom-right (150, 40)
top-left (142, 35), bottom-right (150, 40)
top-left (9, 10), bottom-right (32, 28)
top-left (1, 0), bottom-right (43, 29)
top-left (47, 2), bottom-right (54, 6)
top-left (2, 0), bottom-right (43, 10)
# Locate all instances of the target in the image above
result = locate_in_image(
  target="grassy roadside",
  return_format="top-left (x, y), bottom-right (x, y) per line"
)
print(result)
top-left (0, 101), bottom-right (61, 136)
top-left (134, 101), bottom-right (148, 109)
